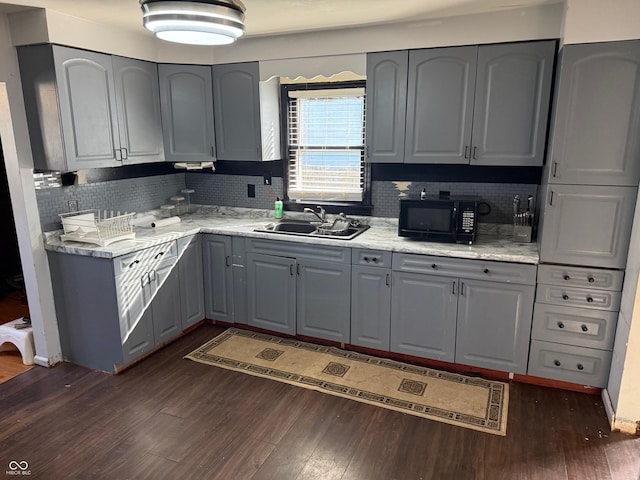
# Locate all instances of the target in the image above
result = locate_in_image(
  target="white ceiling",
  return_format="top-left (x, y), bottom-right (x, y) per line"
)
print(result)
top-left (0, 0), bottom-right (562, 38)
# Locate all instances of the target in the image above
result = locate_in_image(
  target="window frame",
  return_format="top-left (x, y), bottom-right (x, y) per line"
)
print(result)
top-left (280, 80), bottom-right (372, 215)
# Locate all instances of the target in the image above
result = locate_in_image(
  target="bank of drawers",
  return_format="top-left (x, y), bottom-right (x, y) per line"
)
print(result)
top-left (528, 264), bottom-right (622, 387)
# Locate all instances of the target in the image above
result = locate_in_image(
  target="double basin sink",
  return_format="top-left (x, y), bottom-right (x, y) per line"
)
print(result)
top-left (254, 219), bottom-right (370, 240)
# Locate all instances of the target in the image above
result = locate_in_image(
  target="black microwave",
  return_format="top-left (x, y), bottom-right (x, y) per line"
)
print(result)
top-left (398, 197), bottom-right (478, 244)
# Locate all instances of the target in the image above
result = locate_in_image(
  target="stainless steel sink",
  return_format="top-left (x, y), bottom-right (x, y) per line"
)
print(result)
top-left (255, 219), bottom-right (369, 240)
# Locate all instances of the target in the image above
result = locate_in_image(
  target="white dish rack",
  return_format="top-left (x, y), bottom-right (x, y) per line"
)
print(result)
top-left (59, 209), bottom-right (136, 246)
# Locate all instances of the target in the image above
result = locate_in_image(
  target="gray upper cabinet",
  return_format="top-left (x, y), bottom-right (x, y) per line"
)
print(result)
top-left (18, 44), bottom-right (164, 171)
top-left (471, 41), bottom-right (555, 166)
top-left (202, 234), bottom-right (234, 323)
top-left (405, 46), bottom-right (477, 164)
top-left (365, 51), bottom-right (408, 163)
top-left (547, 40), bottom-right (640, 186)
top-left (539, 184), bottom-right (638, 268)
top-left (158, 64), bottom-right (216, 162)
top-left (212, 62), bottom-right (262, 161)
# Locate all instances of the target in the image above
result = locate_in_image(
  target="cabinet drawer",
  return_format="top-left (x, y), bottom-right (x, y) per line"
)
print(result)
top-left (114, 240), bottom-right (178, 277)
top-left (536, 283), bottom-right (621, 311)
top-left (528, 340), bottom-right (612, 388)
top-left (531, 303), bottom-right (617, 350)
top-left (352, 249), bottom-right (392, 267)
top-left (245, 238), bottom-right (350, 263)
top-left (537, 265), bottom-right (623, 291)
top-left (392, 253), bottom-right (536, 285)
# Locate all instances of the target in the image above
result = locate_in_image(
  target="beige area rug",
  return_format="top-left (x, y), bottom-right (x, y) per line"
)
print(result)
top-left (185, 328), bottom-right (509, 435)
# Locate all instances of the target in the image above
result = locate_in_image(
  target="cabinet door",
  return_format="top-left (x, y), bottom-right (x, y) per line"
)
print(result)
top-left (151, 262), bottom-right (182, 345)
top-left (122, 307), bottom-right (154, 365)
top-left (297, 259), bottom-right (351, 343)
top-left (53, 46), bottom-right (121, 169)
top-left (548, 40), bottom-right (640, 186)
top-left (159, 64), bottom-right (216, 162)
top-left (247, 253), bottom-right (296, 335)
top-left (405, 46), bottom-right (477, 164)
top-left (455, 279), bottom-right (534, 374)
top-left (212, 62), bottom-right (261, 160)
top-left (112, 56), bottom-right (164, 164)
top-left (540, 184), bottom-right (638, 268)
top-left (390, 271), bottom-right (457, 361)
top-left (202, 235), bottom-right (233, 322)
top-left (351, 265), bottom-right (391, 350)
top-left (365, 51), bottom-right (408, 163)
top-left (179, 236), bottom-right (205, 330)
top-left (471, 41), bottom-right (555, 166)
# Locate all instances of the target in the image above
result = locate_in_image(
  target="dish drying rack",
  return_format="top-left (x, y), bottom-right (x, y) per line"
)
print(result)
top-left (59, 209), bottom-right (136, 246)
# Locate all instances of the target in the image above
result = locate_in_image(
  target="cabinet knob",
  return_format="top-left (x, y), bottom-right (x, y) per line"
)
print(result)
top-left (372, 257), bottom-right (379, 263)
top-left (557, 321), bottom-right (565, 329)
top-left (562, 294), bottom-right (569, 300)
top-left (586, 297), bottom-right (594, 303)
top-left (588, 277), bottom-right (595, 283)
top-left (364, 256), bottom-right (369, 262)
top-left (431, 264), bottom-right (438, 270)
top-left (483, 268), bottom-right (489, 274)
top-left (577, 363), bottom-right (584, 371)
top-left (554, 360), bottom-right (561, 367)
top-left (581, 324), bottom-right (588, 332)
top-left (563, 275), bottom-right (571, 281)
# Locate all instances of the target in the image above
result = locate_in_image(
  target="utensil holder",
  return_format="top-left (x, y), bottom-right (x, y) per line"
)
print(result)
top-left (513, 225), bottom-right (533, 243)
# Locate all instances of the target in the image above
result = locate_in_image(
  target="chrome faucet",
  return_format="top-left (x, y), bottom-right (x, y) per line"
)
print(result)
top-left (304, 206), bottom-right (326, 223)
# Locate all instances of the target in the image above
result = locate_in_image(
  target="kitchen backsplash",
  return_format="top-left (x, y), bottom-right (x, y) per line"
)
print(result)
top-left (35, 171), bottom-right (537, 230)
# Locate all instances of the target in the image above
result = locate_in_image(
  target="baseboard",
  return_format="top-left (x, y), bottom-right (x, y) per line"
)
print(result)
top-left (601, 388), bottom-right (616, 429)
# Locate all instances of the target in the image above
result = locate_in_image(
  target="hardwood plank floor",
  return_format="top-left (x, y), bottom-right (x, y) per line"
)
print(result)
top-left (0, 324), bottom-right (638, 480)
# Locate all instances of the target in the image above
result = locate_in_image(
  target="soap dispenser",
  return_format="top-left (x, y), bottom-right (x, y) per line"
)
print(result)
top-left (274, 197), bottom-right (283, 219)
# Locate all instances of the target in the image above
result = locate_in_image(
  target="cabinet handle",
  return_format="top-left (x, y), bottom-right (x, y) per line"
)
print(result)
top-left (472, 146), bottom-right (477, 159)
top-left (225, 256), bottom-right (231, 267)
top-left (154, 251), bottom-right (165, 259)
top-left (115, 149), bottom-right (122, 161)
top-left (586, 297), bottom-right (594, 303)
top-left (464, 145), bottom-right (469, 159)
top-left (452, 281), bottom-right (456, 295)
top-left (576, 363), bottom-right (584, 371)
top-left (554, 360), bottom-right (561, 367)
top-left (581, 324), bottom-right (588, 332)
top-left (549, 191), bottom-right (554, 206)
top-left (386, 273), bottom-right (391, 286)
top-left (483, 268), bottom-right (489, 274)
top-left (149, 270), bottom-right (156, 283)
top-left (431, 263), bottom-right (438, 270)
top-left (557, 321), bottom-right (565, 329)
top-left (289, 264), bottom-right (294, 276)
top-left (562, 294), bottom-right (569, 300)
top-left (563, 275), bottom-right (571, 281)
top-left (460, 282), bottom-right (465, 296)
top-left (121, 147), bottom-right (128, 160)
top-left (141, 273), bottom-right (147, 288)
top-left (366, 145), bottom-right (370, 158)
top-left (296, 263), bottom-right (301, 276)
top-left (552, 161), bottom-right (558, 177)
top-left (129, 259), bottom-right (140, 268)
top-left (588, 277), bottom-right (595, 283)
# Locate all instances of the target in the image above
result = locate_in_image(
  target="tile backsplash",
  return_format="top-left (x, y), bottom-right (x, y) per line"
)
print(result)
top-left (186, 173), bottom-right (284, 208)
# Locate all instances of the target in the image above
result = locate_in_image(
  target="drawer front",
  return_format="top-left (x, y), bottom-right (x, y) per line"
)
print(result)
top-left (528, 340), bottom-right (612, 388)
top-left (245, 238), bottom-right (350, 263)
top-left (352, 248), bottom-right (392, 267)
top-left (114, 240), bottom-right (178, 277)
top-left (531, 303), bottom-right (618, 350)
top-left (536, 284), bottom-right (621, 311)
top-left (392, 253), bottom-right (537, 285)
top-left (537, 265), bottom-right (624, 291)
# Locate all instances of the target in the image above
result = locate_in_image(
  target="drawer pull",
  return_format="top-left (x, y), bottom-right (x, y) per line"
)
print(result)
top-left (483, 268), bottom-right (489, 274)
top-left (562, 294), bottom-right (569, 300)
top-left (563, 275), bottom-right (571, 281)
top-left (581, 324), bottom-right (588, 332)
top-left (372, 257), bottom-right (379, 263)
top-left (129, 260), bottom-right (140, 268)
top-left (364, 256), bottom-right (370, 262)
top-left (154, 251), bottom-right (165, 259)
top-left (557, 321), bottom-right (565, 329)
top-left (554, 360), bottom-right (561, 367)
top-left (588, 277), bottom-right (595, 283)
top-left (431, 264), bottom-right (438, 270)
top-left (577, 363), bottom-right (584, 371)
top-left (586, 297), bottom-right (594, 303)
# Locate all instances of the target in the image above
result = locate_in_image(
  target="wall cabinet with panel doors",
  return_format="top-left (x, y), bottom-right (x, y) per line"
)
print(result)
top-left (545, 40), bottom-right (640, 186)
top-left (18, 44), bottom-right (164, 172)
top-left (211, 62), bottom-right (281, 161)
top-left (178, 235), bottom-right (205, 330)
top-left (202, 234), bottom-right (234, 323)
top-left (158, 64), bottom-right (216, 162)
top-left (246, 238), bottom-right (351, 343)
top-left (405, 41), bottom-right (555, 166)
top-left (47, 240), bottom-right (182, 373)
top-left (538, 184), bottom-right (638, 269)
top-left (391, 253), bottom-right (536, 373)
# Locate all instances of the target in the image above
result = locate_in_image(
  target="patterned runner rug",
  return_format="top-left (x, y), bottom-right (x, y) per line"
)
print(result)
top-left (185, 328), bottom-right (509, 435)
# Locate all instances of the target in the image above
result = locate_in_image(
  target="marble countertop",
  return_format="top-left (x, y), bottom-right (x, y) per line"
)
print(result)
top-left (43, 206), bottom-right (539, 264)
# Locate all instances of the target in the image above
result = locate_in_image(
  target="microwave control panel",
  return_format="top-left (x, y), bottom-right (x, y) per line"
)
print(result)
top-left (460, 205), bottom-right (476, 233)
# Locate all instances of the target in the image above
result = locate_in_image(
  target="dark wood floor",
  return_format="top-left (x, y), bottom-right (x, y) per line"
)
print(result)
top-left (1, 324), bottom-right (638, 480)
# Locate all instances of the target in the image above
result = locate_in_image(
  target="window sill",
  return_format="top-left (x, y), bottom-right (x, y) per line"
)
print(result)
top-left (284, 201), bottom-right (372, 216)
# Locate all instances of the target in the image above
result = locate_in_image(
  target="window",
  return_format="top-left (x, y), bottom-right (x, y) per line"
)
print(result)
top-left (285, 83), bottom-right (367, 204)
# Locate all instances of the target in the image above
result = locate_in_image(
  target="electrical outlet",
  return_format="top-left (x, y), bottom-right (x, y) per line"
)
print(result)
top-left (68, 200), bottom-right (78, 212)
top-left (247, 184), bottom-right (256, 198)
top-left (264, 173), bottom-right (272, 185)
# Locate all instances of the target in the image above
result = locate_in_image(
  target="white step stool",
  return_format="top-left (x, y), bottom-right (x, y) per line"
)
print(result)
top-left (0, 318), bottom-right (35, 365)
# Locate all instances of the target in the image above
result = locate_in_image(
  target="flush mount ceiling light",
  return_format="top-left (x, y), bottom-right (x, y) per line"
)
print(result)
top-left (140, 0), bottom-right (246, 46)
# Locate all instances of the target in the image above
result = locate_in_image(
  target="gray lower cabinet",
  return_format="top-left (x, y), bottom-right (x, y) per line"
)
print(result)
top-left (539, 184), bottom-right (638, 269)
top-left (18, 44), bottom-right (163, 172)
top-left (149, 261), bottom-right (182, 345)
top-left (158, 64), bottom-right (216, 162)
top-left (351, 265), bottom-right (391, 350)
top-left (547, 40), bottom-right (640, 186)
top-left (202, 234), bottom-right (233, 322)
top-left (178, 235), bottom-right (205, 330)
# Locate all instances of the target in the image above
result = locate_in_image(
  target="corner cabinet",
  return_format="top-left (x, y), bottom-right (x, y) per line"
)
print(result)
top-left (18, 44), bottom-right (164, 172)
top-left (159, 64), bottom-right (216, 162)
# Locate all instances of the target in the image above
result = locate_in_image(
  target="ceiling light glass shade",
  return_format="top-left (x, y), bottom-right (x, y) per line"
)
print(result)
top-left (140, 0), bottom-right (246, 46)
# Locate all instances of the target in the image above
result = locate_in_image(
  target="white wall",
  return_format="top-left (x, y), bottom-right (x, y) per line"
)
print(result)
top-left (564, 0), bottom-right (640, 44)
top-left (0, 13), bottom-right (61, 365)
